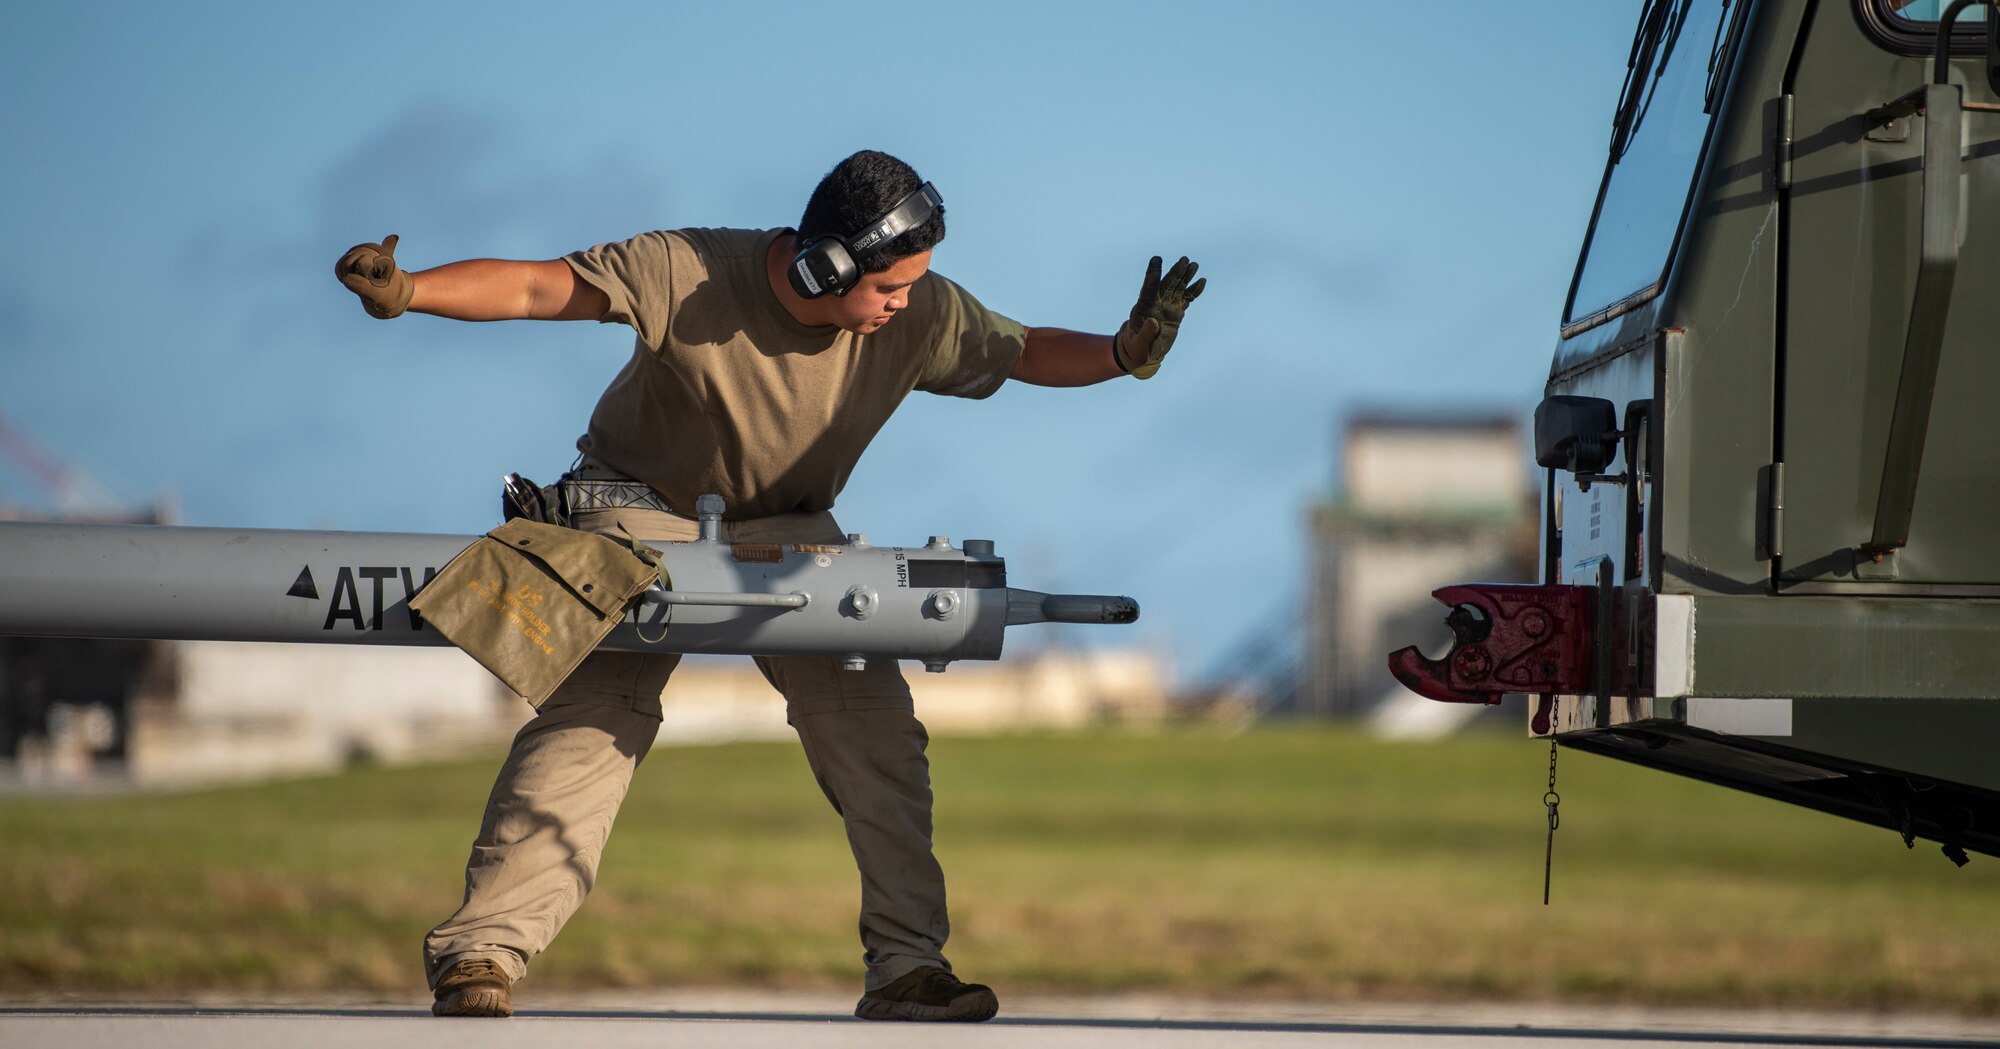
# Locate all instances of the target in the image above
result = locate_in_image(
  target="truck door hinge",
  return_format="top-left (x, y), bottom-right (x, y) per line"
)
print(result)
top-left (1761, 461), bottom-right (1785, 561)
top-left (1774, 94), bottom-right (1794, 190)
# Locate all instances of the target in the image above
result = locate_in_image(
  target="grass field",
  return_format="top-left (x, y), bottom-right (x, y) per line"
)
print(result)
top-left (3, 724), bottom-right (1997, 1012)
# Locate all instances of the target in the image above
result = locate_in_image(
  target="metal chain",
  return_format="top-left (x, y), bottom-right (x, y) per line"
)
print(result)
top-left (1542, 696), bottom-right (1562, 906)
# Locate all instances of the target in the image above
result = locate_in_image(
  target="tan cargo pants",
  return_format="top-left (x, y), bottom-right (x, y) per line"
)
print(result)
top-left (422, 498), bottom-right (953, 993)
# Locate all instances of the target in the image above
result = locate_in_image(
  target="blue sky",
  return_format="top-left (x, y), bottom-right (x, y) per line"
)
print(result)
top-left (0, 2), bottom-right (1642, 682)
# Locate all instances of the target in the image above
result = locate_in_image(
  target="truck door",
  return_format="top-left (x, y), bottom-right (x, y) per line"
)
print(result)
top-left (1779, 0), bottom-right (2000, 588)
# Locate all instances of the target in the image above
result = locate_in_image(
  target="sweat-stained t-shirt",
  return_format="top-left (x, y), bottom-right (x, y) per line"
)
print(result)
top-left (563, 227), bottom-right (1026, 521)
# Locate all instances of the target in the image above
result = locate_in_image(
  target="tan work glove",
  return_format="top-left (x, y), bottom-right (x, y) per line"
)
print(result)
top-left (1113, 255), bottom-right (1206, 380)
top-left (335, 234), bottom-right (414, 319)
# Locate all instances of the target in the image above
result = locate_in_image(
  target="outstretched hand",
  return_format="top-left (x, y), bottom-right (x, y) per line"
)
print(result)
top-left (336, 234), bottom-right (415, 319)
top-left (1114, 255), bottom-right (1205, 380)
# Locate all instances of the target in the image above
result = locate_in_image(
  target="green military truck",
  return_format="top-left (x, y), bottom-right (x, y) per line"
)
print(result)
top-left (1390, 0), bottom-right (2000, 864)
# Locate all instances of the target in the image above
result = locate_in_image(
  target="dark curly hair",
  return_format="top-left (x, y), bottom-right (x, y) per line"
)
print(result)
top-left (797, 150), bottom-right (946, 273)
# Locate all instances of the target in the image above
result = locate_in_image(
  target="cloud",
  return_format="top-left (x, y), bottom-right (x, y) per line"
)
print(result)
top-left (141, 100), bottom-right (696, 532)
top-left (183, 100), bottom-right (678, 284)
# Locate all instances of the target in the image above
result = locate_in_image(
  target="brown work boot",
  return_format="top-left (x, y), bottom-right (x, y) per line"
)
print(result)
top-left (431, 957), bottom-right (513, 1017)
top-left (854, 965), bottom-right (998, 1022)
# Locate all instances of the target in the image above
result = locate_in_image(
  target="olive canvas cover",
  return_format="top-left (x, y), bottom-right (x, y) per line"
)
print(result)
top-left (409, 518), bottom-right (660, 706)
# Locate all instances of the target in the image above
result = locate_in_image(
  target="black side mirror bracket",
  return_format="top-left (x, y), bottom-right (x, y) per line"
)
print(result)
top-left (1536, 395), bottom-right (1622, 491)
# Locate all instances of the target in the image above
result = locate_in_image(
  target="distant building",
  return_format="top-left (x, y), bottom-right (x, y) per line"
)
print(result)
top-left (657, 649), bottom-right (1168, 743)
top-left (1303, 412), bottom-right (1538, 729)
top-left (0, 415), bottom-right (182, 776)
top-left (0, 504), bottom-right (178, 781)
top-left (5, 630), bottom-right (1168, 789)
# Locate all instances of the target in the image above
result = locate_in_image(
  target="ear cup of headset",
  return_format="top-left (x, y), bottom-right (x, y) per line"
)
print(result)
top-left (788, 237), bottom-right (859, 299)
top-left (788, 181), bottom-right (940, 299)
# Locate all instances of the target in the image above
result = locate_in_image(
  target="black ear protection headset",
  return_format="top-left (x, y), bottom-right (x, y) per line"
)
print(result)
top-left (787, 182), bottom-right (942, 299)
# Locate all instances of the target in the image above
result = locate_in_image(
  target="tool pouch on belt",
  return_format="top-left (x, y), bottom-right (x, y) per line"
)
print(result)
top-left (501, 473), bottom-right (568, 526)
top-left (409, 518), bottom-right (662, 706)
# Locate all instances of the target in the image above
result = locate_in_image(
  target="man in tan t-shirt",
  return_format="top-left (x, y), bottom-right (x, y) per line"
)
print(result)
top-left (335, 150), bottom-right (1204, 1022)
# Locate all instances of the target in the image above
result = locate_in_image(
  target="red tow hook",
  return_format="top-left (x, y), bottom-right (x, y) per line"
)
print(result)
top-left (1387, 584), bottom-right (1595, 705)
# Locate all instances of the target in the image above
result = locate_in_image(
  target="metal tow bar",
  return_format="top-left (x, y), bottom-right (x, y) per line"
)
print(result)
top-left (1385, 583), bottom-right (1596, 704)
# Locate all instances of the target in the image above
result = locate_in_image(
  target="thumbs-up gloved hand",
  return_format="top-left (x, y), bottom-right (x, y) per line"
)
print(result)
top-left (336, 234), bottom-right (414, 319)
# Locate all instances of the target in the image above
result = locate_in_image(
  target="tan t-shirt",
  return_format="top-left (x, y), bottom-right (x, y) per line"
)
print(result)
top-left (564, 227), bottom-right (1026, 520)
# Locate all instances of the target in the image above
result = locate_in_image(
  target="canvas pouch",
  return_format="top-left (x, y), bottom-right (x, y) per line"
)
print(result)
top-left (409, 518), bottom-right (663, 706)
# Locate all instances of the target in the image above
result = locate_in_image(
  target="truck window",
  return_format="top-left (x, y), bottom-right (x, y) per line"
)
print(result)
top-left (1884, 0), bottom-right (1962, 21)
top-left (1858, 0), bottom-right (1996, 55)
top-left (1564, 0), bottom-right (1735, 328)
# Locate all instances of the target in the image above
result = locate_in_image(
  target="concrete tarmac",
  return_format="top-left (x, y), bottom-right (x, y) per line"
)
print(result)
top-left (5, 993), bottom-right (1998, 1049)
